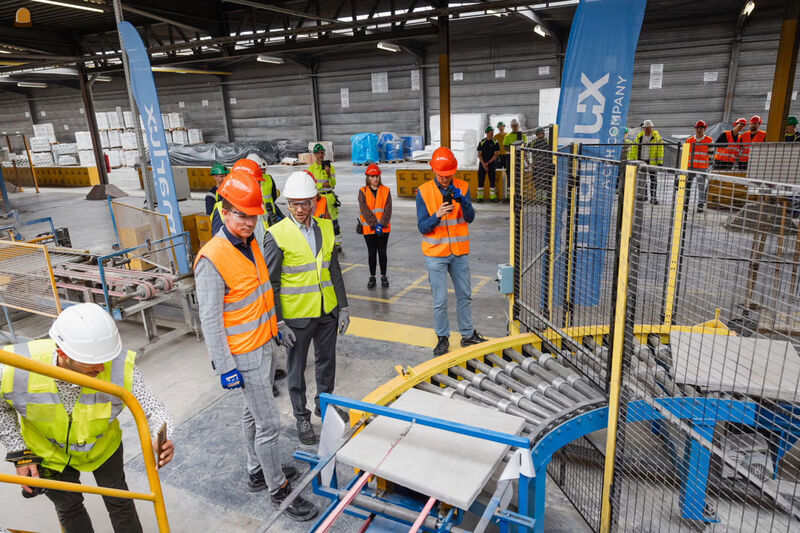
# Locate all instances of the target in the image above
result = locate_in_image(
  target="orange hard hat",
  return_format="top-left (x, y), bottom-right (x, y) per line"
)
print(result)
top-left (232, 158), bottom-right (264, 182)
top-left (218, 171), bottom-right (265, 215)
top-left (734, 118), bottom-right (747, 126)
top-left (750, 115), bottom-right (762, 124)
top-left (430, 147), bottom-right (458, 176)
top-left (365, 163), bottom-right (381, 176)
top-left (694, 120), bottom-right (707, 128)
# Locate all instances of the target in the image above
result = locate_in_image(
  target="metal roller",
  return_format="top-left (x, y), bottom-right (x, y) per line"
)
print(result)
top-left (332, 490), bottom-right (469, 533)
top-left (465, 359), bottom-right (561, 416)
top-left (519, 345), bottom-right (603, 400)
top-left (450, 365), bottom-right (553, 421)
top-left (429, 374), bottom-right (545, 426)
top-left (482, 353), bottom-right (573, 410)
top-left (647, 333), bottom-right (673, 368)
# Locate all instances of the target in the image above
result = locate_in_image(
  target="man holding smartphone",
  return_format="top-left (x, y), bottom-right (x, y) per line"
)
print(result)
top-left (416, 147), bottom-right (486, 357)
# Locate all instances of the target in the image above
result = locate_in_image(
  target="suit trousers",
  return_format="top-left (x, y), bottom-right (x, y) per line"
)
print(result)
top-left (286, 312), bottom-right (338, 421)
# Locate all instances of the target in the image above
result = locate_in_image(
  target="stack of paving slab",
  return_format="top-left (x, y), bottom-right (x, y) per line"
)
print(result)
top-left (412, 113), bottom-right (484, 169)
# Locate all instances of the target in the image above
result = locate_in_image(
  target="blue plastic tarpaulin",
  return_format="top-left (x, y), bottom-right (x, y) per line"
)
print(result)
top-left (351, 133), bottom-right (380, 165)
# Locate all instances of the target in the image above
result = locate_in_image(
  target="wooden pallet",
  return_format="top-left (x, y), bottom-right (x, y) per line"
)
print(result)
top-left (383, 160), bottom-right (404, 164)
top-left (281, 161), bottom-right (303, 166)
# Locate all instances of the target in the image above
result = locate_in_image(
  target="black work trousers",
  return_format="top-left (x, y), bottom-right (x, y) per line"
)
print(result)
top-left (477, 162), bottom-right (497, 189)
top-left (286, 312), bottom-right (338, 421)
top-left (42, 443), bottom-right (142, 533)
top-left (363, 233), bottom-right (389, 276)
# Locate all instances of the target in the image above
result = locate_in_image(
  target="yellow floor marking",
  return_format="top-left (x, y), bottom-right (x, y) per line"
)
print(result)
top-left (346, 316), bottom-right (463, 348)
top-left (346, 273), bottom-right (428, 304)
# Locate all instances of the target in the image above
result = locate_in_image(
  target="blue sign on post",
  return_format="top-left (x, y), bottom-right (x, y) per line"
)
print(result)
top-left (117, 21), bottom-right (190, 275)
top-left (555, 0), bottom-right (647, 306)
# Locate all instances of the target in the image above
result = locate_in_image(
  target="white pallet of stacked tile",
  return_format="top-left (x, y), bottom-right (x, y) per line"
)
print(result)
top-left (32, 123), bottom-right (57, 143)
top-left (187, 129), bottom-right (203, 145)
top-left (168, 112), bottom-right (185, 129)
top-left (53, 143), bottom-right (78, 155)
top-left (123, 111), bottom-right (135, 129)
top-left (171, 130), bottom-right (188, 145)
top-left (122, 150), bottom-right (139, 167)
top-left (105, 149), bottom-right (122, 168)
top-left (120, 131), bottom-right (138, 150)
top-left (99, 130), bottom-right (109, 148)
top-left (107, 130), bottom-right (122, 148)
top-left (31, 152), bottom-right (54, 167)
top-left (56, 155), bottom-right (78, 166)
top-left (78, 150), bottom-right (96, 167)
top-left (95, 112), bottom-right (110, 130)
top-left (29, 137), bottom-right (52, 153)
top-left (75, 131), bottom-right (94, 151)
top-left (107, 110), bottom-right (123, 130)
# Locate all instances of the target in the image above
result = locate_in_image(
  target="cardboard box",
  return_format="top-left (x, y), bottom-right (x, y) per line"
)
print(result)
top-left (298, 152), bottom-right (313, 165)
top-left (118, 225), bottom-right (154, 271)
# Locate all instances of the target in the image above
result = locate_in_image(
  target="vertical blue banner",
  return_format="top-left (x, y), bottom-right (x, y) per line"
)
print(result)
top-left (117, 21), bottom-right (190, 274)
top-left (555, 0), bottom-right (646, 306)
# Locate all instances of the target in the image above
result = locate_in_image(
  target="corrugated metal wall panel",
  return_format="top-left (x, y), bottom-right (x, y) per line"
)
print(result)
top-left (0, 95), bottom-right (33, 152)
top-left (225, 64), bottom-right (314, 143)
top-left (628, 17), bottom-right (734, 138)
top-left (425, 37), bottom-right (560, 134)
top-left (317, 54), bottom-right (421, 157)
top-left (732, 14), bottom-right (783, 126)
top-left (27, 87), bottom-right (88, 143)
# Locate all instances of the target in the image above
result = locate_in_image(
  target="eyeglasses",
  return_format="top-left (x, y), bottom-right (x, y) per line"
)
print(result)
top-left (227, 209), bottom-right (258, 221)
top-left (288, 200), bottom-right (313, 209)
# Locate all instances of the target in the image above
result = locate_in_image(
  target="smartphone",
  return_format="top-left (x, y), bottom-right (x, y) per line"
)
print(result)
top-left (156, 422), bottom-right (167, 466)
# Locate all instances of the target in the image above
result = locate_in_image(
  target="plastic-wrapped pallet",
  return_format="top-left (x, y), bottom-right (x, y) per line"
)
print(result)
top-left (123, 111), bottom-right (135, 129)
top-left (53, 143), bottom-right (78, 155)
top-left (78, 150), bottom-right (96, 167)
top-left (99, 130), bottom-right (109, 148)
top-left (120, 131), bottom-right (138, 150)
top-left (107, 130), bottom-right (122, 148)
top-left (489, 114), bottom-right (526, 130)
top-left (29, 137), bottom-right (52, 153)
top-left (163, 130), bottom-right (172, 144)
top-left (187, 129), bottom-right (203, 145)
top-left (75, 131), bottom-right (93, 151)
top-left (168, 113), bottom-right (185, 129)
top-left (107, 111), bottom-right (123, 130)
top-left (31, 152), bottom-right (54, 167)
top-left (161, 114), bottom-right (170, 130)
top-left (56, 155), bottom-right (78, 166)
top-left (172, 129), bottom-right (188, 145)
top-left (105, 149), bottom-right (122, 168)
top-left (429, 114), bottom-right (487, 144)
top-left (32, 123), bottom-right (57, 143)
top-left (95, 112), bottom-right (109, 130)
top-left (123, 150), bottom-right (138, 167)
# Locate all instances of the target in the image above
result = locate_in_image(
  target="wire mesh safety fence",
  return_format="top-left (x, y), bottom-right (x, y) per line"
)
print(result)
top-left (110, 201), bottom-right (178, 273)
top-left (0, 241), bottom-right (61, 317)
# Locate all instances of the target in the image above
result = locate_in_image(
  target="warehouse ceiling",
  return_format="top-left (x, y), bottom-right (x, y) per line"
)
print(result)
top-left (0, 0), bottom-right (788, 85)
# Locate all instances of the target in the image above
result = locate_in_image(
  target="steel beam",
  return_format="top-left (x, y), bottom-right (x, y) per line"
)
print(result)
top-left (766, 0), bottom-right (800, 142)
top-left (437, 11), bottom-right (450, 148)
top-left (121, 4), bottom-right (208, 35)
top-left (222, 0), bottom-right (340, 23)
top-left (77, 66), bottom-right (109, 187)
top-left (722, 36), bottom-right (741, 123)
top-left (309, 62), bottom-right (322, 141)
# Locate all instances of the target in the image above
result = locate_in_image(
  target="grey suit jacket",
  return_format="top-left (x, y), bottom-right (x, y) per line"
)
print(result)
top-left (263, 220), bottom-right (348, 329)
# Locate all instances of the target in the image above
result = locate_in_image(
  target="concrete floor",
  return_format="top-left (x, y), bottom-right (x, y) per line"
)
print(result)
top-left (0, 161), bottom-right (591, 532)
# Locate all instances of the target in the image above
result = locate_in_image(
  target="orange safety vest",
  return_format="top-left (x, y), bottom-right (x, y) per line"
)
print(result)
top-left (360, 185), bottom-right (391, 235)
top-left (419, 179), bottom-right (470, 257)
top-left (194, 236), bottom-right (278, 354)
top-left (738, 129), bottom-right (766, 163)
top-left (314, 195), bottom-right (329, 218)
top-left (714, 130), bottom-right (739, 163)
top-left (687, 135), bottom-right (713, 169)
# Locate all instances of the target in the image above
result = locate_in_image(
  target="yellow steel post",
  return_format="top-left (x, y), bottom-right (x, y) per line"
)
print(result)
top-left (22, 135), bottom-right (40, 194)
top-left (564, 143), bottom-right (579, 328)
top-left (508, 144), bottom-right (521, 335)
top-left (599, 164), bottom-right (637, 533)
top-left (663, 144), bottom-right (691, 326)
top-left (0, 349), bottom-right (170, 531)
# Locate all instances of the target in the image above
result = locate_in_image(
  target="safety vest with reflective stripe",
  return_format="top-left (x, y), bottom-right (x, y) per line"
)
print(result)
top-left (714, 131), bottom-right (740, 163)
top-left (267, 217), bottom-right (337, 319)
top-left (262, 175), bottom-right (277, 209)
top-left (194, 235), bottom-right (278, 353)
top-left (0, 339), bottom-right (135, 473)
top-left (360, 185), bottom-right (391, 235)
top-left (419, 179), bottom-right (470, 257)
top-left (687, 135), bottom-right (713, 169)
top-left (738, 129), bottom-right (766, 162)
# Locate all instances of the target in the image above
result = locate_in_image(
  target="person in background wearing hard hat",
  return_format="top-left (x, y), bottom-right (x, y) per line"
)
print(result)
top-left (477, 126), bottom-right (501, 202)
top-left (417, 147), bottom-right (487, 357)
top-left (628, 119), bottom-right (664, 204)
top-left (246, 153), bottom-right (285, 226)
top-left (686, 120), bottom-right (714, 213)
top-left (0, 303), bottom-right (175, 532)
top-left (263, 171), bottom-right (349, 446)
top-left (308, 144), bottom-right (342, 251)
top-left (494, 121), bottom-right (508, 171)
top-left (738, 115), bottom-right (766, 170)
top-left (205, 163), bottom-right (228, 216)
top-left (713, 117), bottom-right (747, 171)
top-left (786, 116), bottom-right (800, 142)
top-left (502, 119), bottom-right (528, 201)
top-left (358, 164), bottom-right (393, 288)
top-left (194, 171), bottom-right (316, 522)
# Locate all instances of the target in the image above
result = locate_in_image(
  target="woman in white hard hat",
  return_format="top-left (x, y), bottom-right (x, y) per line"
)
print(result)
top-left (0, 303), bottom-right (175, 532)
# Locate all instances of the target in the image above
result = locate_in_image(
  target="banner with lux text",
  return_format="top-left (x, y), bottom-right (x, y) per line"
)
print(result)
top-left (555, 0), bottom-right (646, 306)
top-left (118, 21), bottom-right (190, 274)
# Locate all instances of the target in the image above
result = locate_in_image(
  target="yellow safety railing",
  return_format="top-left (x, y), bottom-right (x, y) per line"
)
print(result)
top-left (0, 348), bottom-right (170, 531)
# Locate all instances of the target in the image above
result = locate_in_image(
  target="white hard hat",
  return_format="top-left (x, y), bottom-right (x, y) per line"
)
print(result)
top-left (642, 120), bottom-right (654, 127)
top-left (283, 171), bottom-right (317, 200)
top-left (246, 153), bottom-right (267, 171)
top-left (510, 118), bottom-right (519, 125)
top-left (49, 303), bottom-right (122, 364)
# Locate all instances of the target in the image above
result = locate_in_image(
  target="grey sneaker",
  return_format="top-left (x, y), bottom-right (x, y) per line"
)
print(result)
top-left (296, 418), bottom-right (317, 445)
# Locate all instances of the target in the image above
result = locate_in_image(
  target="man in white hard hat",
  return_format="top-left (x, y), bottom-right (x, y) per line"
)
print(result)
top-left (628, 119), bottom-right (664, 204)
top-left (0, 303), bottom-right (175, 532)
top-left (263, 171), bottom-right (350, 445)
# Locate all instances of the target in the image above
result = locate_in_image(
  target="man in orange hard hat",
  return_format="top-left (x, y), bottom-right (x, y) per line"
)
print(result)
top-left (417, 147), bottom-right (486, 357)
top-left (686, 120), bottom-right (713, 212)
top-left (713, 117), bottom-right (747, 171)
top-left (738, 114), bottom-right (766, 170)
top-left (194, 170), bottom-right (318, 522)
